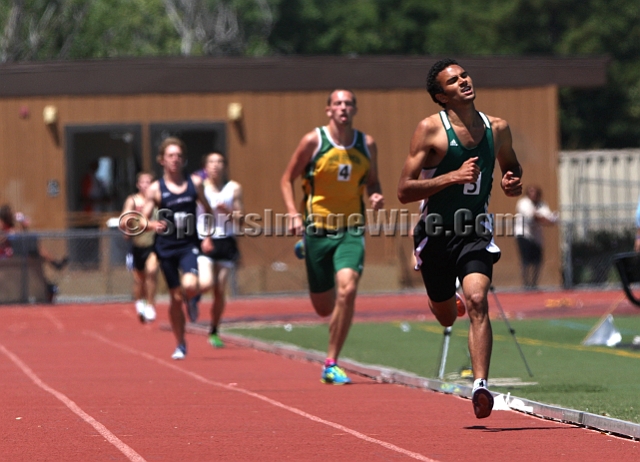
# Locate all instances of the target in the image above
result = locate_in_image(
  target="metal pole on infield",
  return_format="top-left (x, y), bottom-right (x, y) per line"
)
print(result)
top-left (490, 286), bottom-right (534, 377)
top-left (437, 326), bottom-right (452, 380)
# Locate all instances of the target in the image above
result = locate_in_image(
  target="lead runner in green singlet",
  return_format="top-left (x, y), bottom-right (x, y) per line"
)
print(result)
top-left (397, 59), bottom-right (523, 419)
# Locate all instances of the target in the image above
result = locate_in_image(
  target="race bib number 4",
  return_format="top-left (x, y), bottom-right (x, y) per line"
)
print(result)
top-left (337, 163), bottom-right (352, 181)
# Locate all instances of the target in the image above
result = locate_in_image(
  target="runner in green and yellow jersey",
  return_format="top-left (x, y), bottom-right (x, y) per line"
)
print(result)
top-left (281, 89), bottom-right (384, 385)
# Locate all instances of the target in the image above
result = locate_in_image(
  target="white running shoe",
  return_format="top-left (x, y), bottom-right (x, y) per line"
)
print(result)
top-left (171, 344), bottom-right (187, 360)
top-left (472, 379), bottom-right (494, 419)
top-left (143, 304), bottom-right (157, 322)
top-left (135, 300), bottom-right (146, 323)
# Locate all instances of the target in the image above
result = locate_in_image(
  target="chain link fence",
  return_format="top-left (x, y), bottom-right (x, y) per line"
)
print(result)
top-left (0, 229), bottom-right (132, 304)
top-left (0, 228), bottom-right (421, 304)
top-left (562, 219), bottom-right (635, 288)
top-left (2, 222), bottom-right (636, 304)
top-left (559, 150), bottom-right (640, 289)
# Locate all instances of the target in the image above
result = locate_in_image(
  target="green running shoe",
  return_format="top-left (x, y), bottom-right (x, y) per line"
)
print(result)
top-left (321, 364), bottom-right (351, 385)
top-left (208, 333), bottom-right (224, 348)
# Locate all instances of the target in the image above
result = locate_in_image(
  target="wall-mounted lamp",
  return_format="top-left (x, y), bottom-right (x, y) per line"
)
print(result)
top-left (43, 105), bottom-right (59, 146)
top-left (227, 102), bottom-right (245, 143)
top-left (227, 102), bottom-right (243, 122)
top-left (43, 105), bottom-right (58, 125)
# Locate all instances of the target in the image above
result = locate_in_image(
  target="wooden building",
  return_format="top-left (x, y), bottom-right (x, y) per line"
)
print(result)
top-left (0, 56), bottom-right (608, 292)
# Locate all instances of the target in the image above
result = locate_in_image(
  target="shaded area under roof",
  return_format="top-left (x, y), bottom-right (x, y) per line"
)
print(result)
top-left (0, 55), bottom-right (609, 97)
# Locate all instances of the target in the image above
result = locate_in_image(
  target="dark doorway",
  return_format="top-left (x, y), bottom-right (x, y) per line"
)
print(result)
top-left (65, 124), bottom-right (143, 214)
top-left (64, 124), bottom-right (142, 267)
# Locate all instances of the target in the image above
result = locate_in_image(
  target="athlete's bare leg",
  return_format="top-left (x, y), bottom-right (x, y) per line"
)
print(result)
top-left (168, 287), bottom-right (186, 345)
top-left (211, 265), bottom-right (231, 330)
top-left (428, 272), bottom-right (492, 380)
top-left (198, 256), bottom-right (214, 294)
top-left (144, 252), bottom-right (158, 306)
top-left (310, 268), bottom-right (359, 361)
top-left (132, 269), bottom-right (145, 301)
top-left (181, 272), bottom-right (199, 299)
top-left (461, 273), bottom-right (492, 380)
top-left (428, 297), bottom-right (458, 327)
top-left (168, 273), bottom-right (200, 345)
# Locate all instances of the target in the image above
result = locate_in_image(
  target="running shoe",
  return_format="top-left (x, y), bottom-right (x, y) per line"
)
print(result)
top-left (143, 304), bottom-right (157, 322)
top-left (321, 364), bottom-right (352, 385)
top-left (455, 293), bottom-right (466, 318)
top-left (294, 239), bottom-right (305, 259)
top-left (208, 333), bottom-right (224, 348)
top-left (186, 297), bottom-right (199, 323)
top-left (472, 381), bottom-right (494, 419)
top-left (135, 300), bottom-right (146, 323)
top-left (171, 344), bottom-right (187, 360)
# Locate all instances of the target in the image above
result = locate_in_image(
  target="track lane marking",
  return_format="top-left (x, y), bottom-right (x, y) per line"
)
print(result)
top-left (87, 331), bottom-right (439, 462)
top-left (42, 310), bottom-right (65, 331)
top-left (0, 343), bottom-right (146, 462)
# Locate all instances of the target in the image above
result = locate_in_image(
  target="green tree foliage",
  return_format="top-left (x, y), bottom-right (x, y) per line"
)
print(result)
top-left (269, 0), bottom-right (640, 149)
top-left (162, 0), bottom-right (278, 56)
top-left (482, 0), bottom-right (640, 148)
top-left (271, 0), bottom-right (438, 55)
top-left (69, 0), bottom-right (180, 58)
top-left (1, 0), bottom-right (639, 148)
top-left (0, 0), bottom-right (93, 61)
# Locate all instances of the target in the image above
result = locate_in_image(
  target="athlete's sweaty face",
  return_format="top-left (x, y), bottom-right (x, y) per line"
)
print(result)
top-left (136, 174), bottom-right (153, 195)
top-left (161, 144), bottom-right (185, 174)
top-left (205, 153), bottom-right (225, 181)
top-left (437, 65), bottom-right (475, 104)
top-left (326, 90), bottom-right (357, 126)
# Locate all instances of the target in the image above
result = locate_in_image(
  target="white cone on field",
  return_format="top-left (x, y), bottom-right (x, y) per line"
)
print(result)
top-left (583, 315), bottom-right (622, 347)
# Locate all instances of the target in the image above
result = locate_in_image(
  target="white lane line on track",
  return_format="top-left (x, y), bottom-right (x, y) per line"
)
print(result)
top-left (42, 310), bottom-right (65, 331)
top-left (87, 331), bottom-right (439, 462)
top-left (0, 343), bottom-right (146, 462)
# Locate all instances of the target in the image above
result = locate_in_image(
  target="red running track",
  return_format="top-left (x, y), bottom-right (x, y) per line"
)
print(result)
top-left (0, 290), bottom-right (638, 461)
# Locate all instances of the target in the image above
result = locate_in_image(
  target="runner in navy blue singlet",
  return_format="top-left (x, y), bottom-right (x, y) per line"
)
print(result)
top-left (142, 137), bottom-right (214, 360)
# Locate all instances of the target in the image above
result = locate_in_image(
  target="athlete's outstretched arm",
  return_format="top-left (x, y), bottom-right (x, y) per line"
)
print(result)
top-left (192, 175), bottom-right (214, 215)
top-left (121, 195), bottom-right (135, 214)
top-left (231, 182), bottom-right (244, 215)
top-left (493, 118), bottom-right (523, 197)
top-left (139, 181), bottom-right (165, 233)
top-left (365, 135), bottom-right (384, 210)
top-left (191, 175), bottom-right (214, 252)
top-left (280, 131), bottom-right (318, 235)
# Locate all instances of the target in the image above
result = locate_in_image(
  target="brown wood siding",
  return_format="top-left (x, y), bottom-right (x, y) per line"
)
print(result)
top-left (0, 85), bottom-right (560, 288)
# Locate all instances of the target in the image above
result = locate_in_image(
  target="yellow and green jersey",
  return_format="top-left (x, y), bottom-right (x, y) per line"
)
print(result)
top-left (302, 126), bottom-right (371, 230)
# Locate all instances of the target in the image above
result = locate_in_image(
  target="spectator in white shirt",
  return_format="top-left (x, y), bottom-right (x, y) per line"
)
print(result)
top-left (514, 185), bottom-right (558, 290)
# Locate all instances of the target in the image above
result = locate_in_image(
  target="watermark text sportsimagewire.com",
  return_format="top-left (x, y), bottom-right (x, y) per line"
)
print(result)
top-left (118, 208), bottom-right (524, 239)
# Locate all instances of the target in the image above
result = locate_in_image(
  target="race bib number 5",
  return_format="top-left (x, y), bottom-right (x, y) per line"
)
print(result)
top-left (463, 172), bottom-right (481, 195)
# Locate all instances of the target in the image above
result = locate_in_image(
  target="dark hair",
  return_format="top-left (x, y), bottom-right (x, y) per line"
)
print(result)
top-left (0, 204), bottom-right (15, 228)
top-left (202, 152), bottom-right (226, 166)
top-left (327, 89), bottom-right (357, 107)
top-left (426, 58), bottom-right (459, 108)
top-left (157, 136), bottom-right (186, 161)
top-left (136, 171), bottom-right (154, 182)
